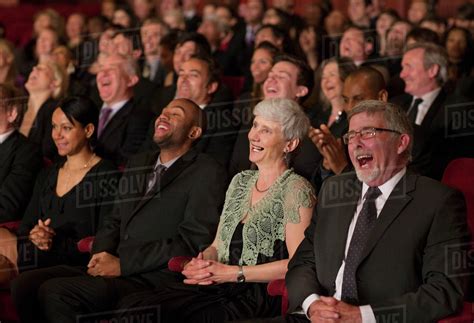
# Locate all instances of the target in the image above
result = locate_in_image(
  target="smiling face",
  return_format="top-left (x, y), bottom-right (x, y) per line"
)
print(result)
top-left (263, 61), bottom-right (306, 100)
top-left (141, 23), bottom-right (164, 56)
top-left (321, 62), bottom-right (343, 101)
top-left (176, 58), bottom-right (216, 105)
top-left (248, 115), bottom-right (287, 167)
top-left (250, 48), bottom-right (274, 84)
top-left (348, 111), bottom-right (406, 186)
top-left (376, 13), bottom-right (396, 37)
top-left (400, 48), bottom-right (438, 97)
top-left (96, 55), bottom-right (136, 105)
top-left (66, 14), bottom-right (85, 40)
top-left (153, 99), bottom-right (200, 148)
top-left (52, 108), bottom-right (90, 157)
top-left (339, 28), bottom-right (368, 62)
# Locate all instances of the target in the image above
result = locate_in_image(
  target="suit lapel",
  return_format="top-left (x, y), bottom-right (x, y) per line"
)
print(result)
top-left (0, 131), bottom-right (18, 168)
top-left (420, 89), bottom-right (446, 130)
top-left (359, 173), bottom-right (415, 263)
top-left (100, 99), bottom-right (134, 141)
top-left (127, 149), bottom-right (198, 222)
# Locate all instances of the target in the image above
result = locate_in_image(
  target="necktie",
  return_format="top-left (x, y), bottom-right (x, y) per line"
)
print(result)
top-left (341, 186), bottom-right (382, 304)
top-left (143, 62), bottom-right (151, 79)
top-left (146, 164), bottom-right (167, 194)
top-left (407, 98), bottom-right (423, 124)
top-left (97, 107), bottom-right (112, 138)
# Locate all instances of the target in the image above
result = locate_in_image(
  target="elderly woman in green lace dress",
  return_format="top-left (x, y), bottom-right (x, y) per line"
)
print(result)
top-left (119, 98), bottom-right (316, 322)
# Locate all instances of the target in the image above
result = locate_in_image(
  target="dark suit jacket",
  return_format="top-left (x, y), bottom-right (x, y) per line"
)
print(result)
top-left (286, 171), bottom-right (470, 323)
top-left (391, 89), bottom-right (471, 180)
top-left (91, 148), bottom-right (227, 287)
top-left (0, 131), bottom-right (42, 222)
top-left (27, 97), bottom-right (59, 161)
top-left (95, 98), bottom-right (151, 166)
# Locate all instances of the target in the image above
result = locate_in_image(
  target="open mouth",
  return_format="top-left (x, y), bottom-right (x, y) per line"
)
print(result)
top-left (250, 144), bottom-right (264, 152)
top-left (356, 154), bottom-right (373, 168)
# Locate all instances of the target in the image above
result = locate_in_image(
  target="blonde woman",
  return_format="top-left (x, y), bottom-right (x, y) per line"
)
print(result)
top-left (20, 60), bottom-right (69, 160)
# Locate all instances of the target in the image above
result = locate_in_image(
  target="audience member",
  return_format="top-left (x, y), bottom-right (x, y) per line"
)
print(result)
top-left (20, 60), bottom-right (68, 160)
top-left (394, 42), bottom-right (466, 179)
top-left (132, 0), bottom-right (155, 24)
top-left (140, 18), bottom-right (170, 87)
top-left (0, 39), bottom-right (22, 88)
top-left (408, 0), bottom-right (432, 25)
top-left (94, 53), bottom-right (150, 166)
top-left (284, 100), bottom-right (469, 323)
top-left (0, 84), bottom-right (42, 223)
top-left (0, 96), bottom-right (118, 288)
top-left (375, 9), bottom-right (400, 57)
top-left (11, 98), bottom-right (227, 323)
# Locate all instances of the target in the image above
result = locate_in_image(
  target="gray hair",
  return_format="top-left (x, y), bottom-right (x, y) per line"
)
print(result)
top-left (405, 42), bottom-right (448, 86)
top-left (348, 100), bottom-right (414, 162)
top-left (99, 52), bottom-right (139, 77)
top-left (253, 98), bottom-right (310, 142)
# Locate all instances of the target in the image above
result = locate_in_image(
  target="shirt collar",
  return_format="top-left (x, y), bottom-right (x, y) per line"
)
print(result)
top-left (155, 154), bottom-right (181, 169)
top-left (0, 129), bottom-right (15, 144)
top-left (415, 87), bottom-right (441, 109)
top-left (102, 99), bottom-right (129, 112)
top-left (361, 167), bottom-right (406, 201)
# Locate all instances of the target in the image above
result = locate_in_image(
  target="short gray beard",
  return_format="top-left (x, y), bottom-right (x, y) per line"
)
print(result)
top-left (355, 166), bottom-right (381, 184)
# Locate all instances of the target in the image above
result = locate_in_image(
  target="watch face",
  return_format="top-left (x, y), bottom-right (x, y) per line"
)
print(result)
top-left (237, 274), bottom-right (245, 283)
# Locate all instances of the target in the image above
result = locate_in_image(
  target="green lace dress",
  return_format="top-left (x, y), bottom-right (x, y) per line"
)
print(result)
top-left (121, 169), bottom-right (315, 323)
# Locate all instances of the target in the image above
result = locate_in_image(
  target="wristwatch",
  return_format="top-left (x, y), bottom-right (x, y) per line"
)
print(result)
top-left (237, 264), bottom-right (246, 283)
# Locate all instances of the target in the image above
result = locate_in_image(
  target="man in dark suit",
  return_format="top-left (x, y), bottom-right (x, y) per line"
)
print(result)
top-left (285, 101), bottom-right (469, 323)
top-left (94, 52), bottom-right (151, 166)
top-left (0, 85), bottom-right (42, 223)
top-left (393, 42), bottom-right (471, 180)
top-left (11, 98), bottom-right (228, 323)
top-left (140, 18), bottom-right (170, 88)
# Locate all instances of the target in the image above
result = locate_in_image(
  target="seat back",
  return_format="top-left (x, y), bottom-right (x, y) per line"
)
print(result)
top-left (442, 158), bottom-right (474, 236)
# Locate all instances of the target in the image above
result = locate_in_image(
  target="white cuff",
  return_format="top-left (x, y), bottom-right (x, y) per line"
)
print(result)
top-left (302, 294), bottom-right (320, 319)
top-left (360, 305), bottom-right (376, 323)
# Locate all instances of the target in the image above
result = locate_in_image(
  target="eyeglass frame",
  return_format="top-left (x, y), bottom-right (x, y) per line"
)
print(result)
top-left (342, 127), bottom-right (402, 144)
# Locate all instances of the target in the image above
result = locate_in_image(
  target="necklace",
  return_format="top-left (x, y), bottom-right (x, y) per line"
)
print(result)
top-left (62, 153), bottom-right (96, 189)
top-left (254, 179), bottom-right (270, 193)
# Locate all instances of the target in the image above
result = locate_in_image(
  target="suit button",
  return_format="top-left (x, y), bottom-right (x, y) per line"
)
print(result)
top-left (124, 234), bottom-right (129, 240)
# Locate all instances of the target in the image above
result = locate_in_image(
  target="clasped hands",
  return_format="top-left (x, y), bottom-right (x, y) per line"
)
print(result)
top-left (29, 218), bottom-right (55, 251)
top-left (308, 296), bottom-right (362, 323)
top-left (181, 252), bottom-right (237, 285)
top-left (308, 125), bottom-right (348, 175)
top-left (87, 251), bottom-right (121, 277)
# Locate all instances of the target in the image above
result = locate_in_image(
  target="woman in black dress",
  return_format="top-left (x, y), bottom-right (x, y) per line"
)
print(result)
top-left (0, 96), bottom-right (119, 284)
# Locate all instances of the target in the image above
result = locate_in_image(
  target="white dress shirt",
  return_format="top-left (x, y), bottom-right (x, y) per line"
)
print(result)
top-left (100, 99), bottom-right (129, 129)
top-left (0, 129), bottom-right (15, 144)
top-left (301, 168), bottom-right (407, 323)
top-left (412, 87), bottom-right (441, 126)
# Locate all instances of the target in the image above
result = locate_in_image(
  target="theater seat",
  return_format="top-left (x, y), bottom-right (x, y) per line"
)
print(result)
top-left (440, 158), bottom-right (474, 322)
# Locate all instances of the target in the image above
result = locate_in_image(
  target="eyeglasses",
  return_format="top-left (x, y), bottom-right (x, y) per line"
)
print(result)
top-left (343, 127), bottom-right (401, 144)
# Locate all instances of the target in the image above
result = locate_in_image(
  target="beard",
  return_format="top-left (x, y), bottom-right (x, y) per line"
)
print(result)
top-left (355, 166), bottom-right (381, 184)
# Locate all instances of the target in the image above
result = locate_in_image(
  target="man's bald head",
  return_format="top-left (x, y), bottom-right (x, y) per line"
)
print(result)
top-left (342, 66), bottom-right (388, 111)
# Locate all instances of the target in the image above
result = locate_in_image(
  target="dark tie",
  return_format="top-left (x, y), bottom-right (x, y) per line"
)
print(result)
top-left (146, 164), bottom-right (167, 194)
top-left (407, 98), bottom-right (423, 124)
top-left (97, 107), bottom-right (112, 138)
top-left (341, 186), bottom-right (382, 304)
